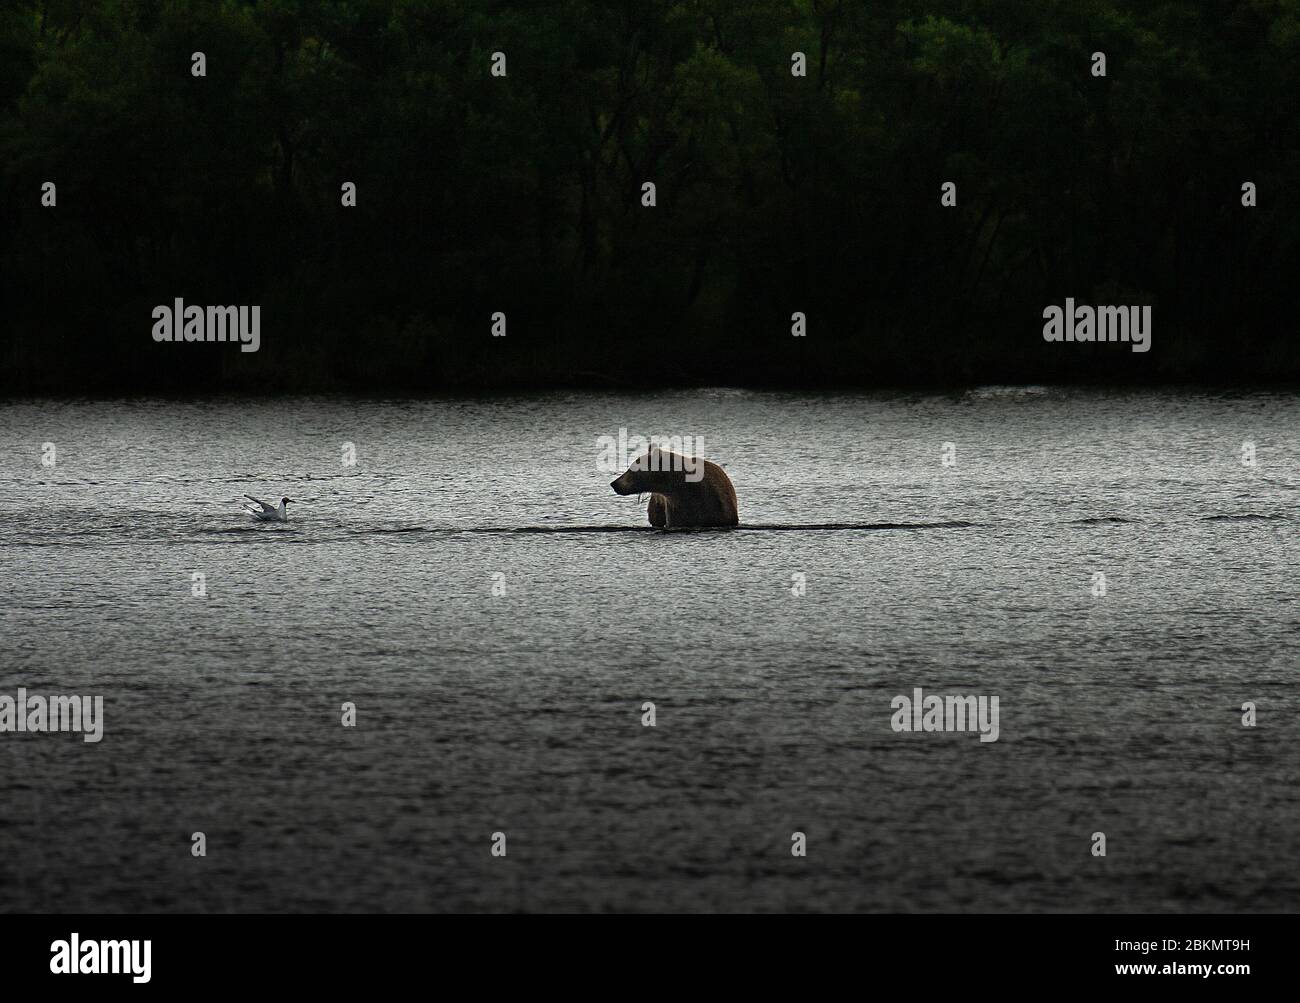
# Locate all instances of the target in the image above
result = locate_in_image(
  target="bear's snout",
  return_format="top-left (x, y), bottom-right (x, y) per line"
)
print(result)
top-left (611, 475), bottom-right (630, 495)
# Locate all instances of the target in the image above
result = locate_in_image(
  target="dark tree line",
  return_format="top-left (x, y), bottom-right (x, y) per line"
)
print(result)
top-left (2, 0), bottom-right (1299, 392)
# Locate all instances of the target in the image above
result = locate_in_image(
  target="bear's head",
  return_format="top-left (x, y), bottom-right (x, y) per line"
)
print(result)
top-left (610, 448), bottom-right (691, 495)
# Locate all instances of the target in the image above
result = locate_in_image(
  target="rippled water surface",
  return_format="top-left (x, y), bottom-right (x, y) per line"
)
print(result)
top-left (1, 388), bottom-right (1297, 912)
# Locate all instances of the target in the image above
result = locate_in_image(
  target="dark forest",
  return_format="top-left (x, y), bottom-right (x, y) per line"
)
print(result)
top-left (2, 0), bottom-right (1298, 391)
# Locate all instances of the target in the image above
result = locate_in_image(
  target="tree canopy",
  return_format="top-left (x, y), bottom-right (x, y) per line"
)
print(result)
top-left (2, 0), bottom-right (1298, 391)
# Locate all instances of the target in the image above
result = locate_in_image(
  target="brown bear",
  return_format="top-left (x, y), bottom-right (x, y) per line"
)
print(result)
top-left (610, 448), bottom-right (739, 528)
top-left (647, 492), bottom-right (668, 527)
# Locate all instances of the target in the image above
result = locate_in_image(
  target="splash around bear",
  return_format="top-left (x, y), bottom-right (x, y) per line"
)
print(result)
top-left (610, 448), bottom-right (739, 528)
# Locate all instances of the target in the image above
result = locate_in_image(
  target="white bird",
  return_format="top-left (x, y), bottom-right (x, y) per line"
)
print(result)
top-left (243, 494), bottom-right (294, 522)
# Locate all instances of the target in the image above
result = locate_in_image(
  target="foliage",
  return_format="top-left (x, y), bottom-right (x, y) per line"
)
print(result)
top-left (2, 0), bottom-right (1297, 390)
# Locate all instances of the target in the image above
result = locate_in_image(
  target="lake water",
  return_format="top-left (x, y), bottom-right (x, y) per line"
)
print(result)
top-left (1, 388), bottom-right (1297, 912)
